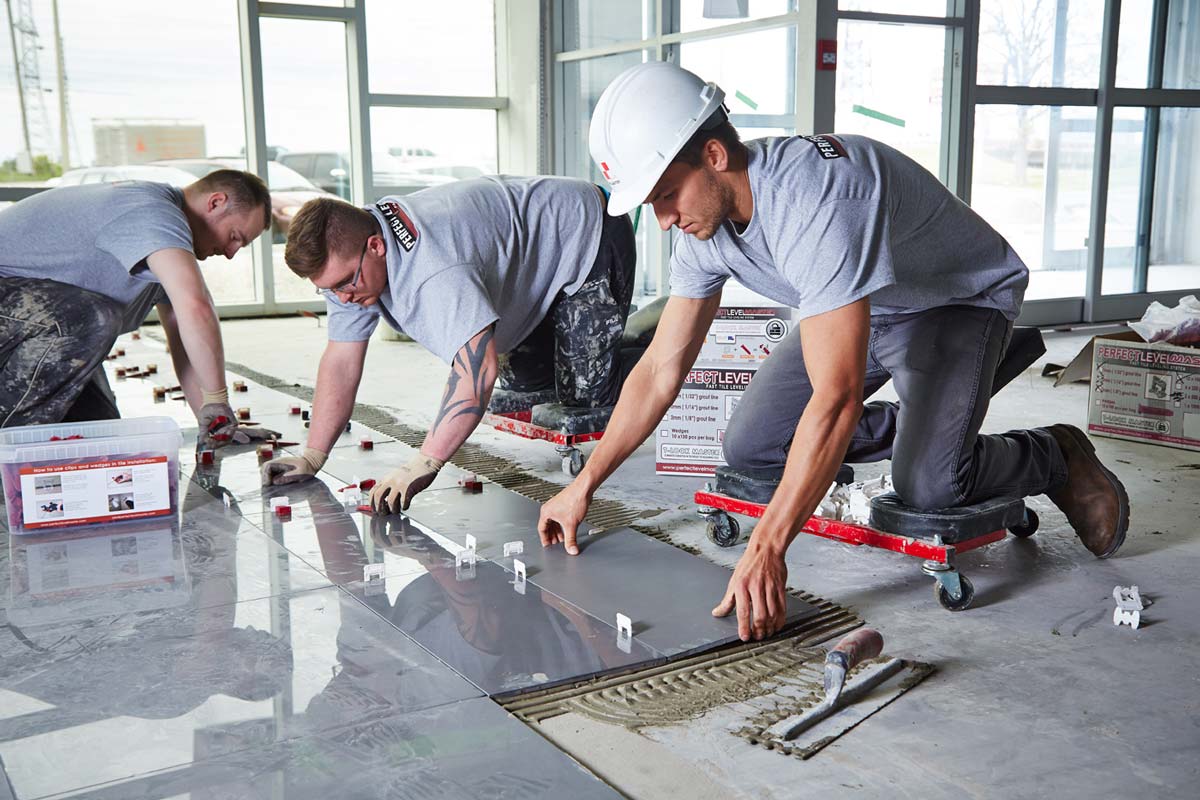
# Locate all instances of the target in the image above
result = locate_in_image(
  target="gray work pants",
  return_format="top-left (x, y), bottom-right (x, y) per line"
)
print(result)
top-left (722, 305), bottom-right (1068, 510)
top-left (0, 277), bottom-right (124, 427)
top-left (497, 210), bottom-right (637, 407)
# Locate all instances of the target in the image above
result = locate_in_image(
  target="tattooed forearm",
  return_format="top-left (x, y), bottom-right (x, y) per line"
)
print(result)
top-left (429, 327), bottom-right (496, 440)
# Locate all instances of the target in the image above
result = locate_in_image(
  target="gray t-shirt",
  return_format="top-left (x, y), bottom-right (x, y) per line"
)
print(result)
top-left (670, 135), bottom-right (1028, 321)
top-left (325, 176), bottom-right (604, 363)
top-left (0, 181), bottom-right (193, 332)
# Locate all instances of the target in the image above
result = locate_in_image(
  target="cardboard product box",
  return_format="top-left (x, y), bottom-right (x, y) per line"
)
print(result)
top-left (656, 366), bottom-right (755, 475)
top-left (1086, 335), bottom-right (1200, 452)
top-left (655, 286), bottom-right (793, 476)
top-left (695, 288), bottom-right (794, 368)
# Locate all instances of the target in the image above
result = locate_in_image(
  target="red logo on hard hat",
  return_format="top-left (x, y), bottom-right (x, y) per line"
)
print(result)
top-left (600, 161), bottom-right (612, 180)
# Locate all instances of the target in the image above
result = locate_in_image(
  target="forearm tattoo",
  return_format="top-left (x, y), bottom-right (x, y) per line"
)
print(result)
top-left (431, 328), bottom-right (495, 437)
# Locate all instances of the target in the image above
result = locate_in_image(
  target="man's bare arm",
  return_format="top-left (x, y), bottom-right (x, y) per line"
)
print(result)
top-left (146, 248), bottom-right (226, 397)
top-left (422, 326), bottom-right (498, 461)
top-left (156, 302), bottom-right (202, 415)
top-left (712, 297), bottom-right (871, 641)
top-left (368, 327), bottom-right (497, 512)
top-left (538, 293), bottom-right (722, 552)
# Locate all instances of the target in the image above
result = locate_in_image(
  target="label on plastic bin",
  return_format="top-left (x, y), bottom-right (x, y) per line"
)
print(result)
top-left (19, 456), bottom-right (172, 529)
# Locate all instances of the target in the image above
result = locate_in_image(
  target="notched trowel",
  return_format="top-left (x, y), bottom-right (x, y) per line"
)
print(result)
top-left (780, 628), bottom-right (905, 741)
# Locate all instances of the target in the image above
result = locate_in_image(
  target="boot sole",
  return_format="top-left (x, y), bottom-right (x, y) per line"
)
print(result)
top-left (1060, 425), bottom-right (1130, 558)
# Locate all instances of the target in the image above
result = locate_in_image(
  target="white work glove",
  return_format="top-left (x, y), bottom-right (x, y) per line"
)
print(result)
top-left (370, 453), bottom-right (445, 513)
top-left (261, 447), bottom-right (327, 486)
top-left (197, 388), bottom-right (238, 449)
top-left (232, 424), bottom-right (282, 444)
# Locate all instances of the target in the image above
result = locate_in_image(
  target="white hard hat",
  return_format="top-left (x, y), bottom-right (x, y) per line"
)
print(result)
top-left (589, 61), bottom-right (726, 216)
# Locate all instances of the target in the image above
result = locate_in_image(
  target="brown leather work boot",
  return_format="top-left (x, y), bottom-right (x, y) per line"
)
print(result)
top-left (1045, 424), bottom-right (1130, 558)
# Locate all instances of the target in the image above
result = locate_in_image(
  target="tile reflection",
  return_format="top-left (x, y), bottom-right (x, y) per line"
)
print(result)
top-left (352, 514), bottom-right (664, 696)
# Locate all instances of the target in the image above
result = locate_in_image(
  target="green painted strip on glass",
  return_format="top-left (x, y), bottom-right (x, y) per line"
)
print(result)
top-left (852, 104), bottom-right (906, 127)
top-left (734, 89), bottom-right (758, 110)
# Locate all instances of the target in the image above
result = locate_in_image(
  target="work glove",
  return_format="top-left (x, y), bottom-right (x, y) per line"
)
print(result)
top-left (231, 424), bottom-right (281, 444)
top-left (197, 388), bottom-right (238, 449)
top-left (261, 447), bottom-right (327, 486)
top-left (370, 453), bottom-right (445, 513)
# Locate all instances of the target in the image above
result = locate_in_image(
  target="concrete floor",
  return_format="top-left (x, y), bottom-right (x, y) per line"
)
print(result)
top-left (204, 317), bottom-right (1200, 797)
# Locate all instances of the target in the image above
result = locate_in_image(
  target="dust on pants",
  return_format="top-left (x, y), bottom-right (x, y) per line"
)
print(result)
top-left (497, 210), bottom-right (636, 407)
top-left (0, 277), bottom-right (124, 427)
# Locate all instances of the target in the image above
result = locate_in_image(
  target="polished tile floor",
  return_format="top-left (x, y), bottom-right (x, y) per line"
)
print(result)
top-left (0, 335), bottom-right (819, 798)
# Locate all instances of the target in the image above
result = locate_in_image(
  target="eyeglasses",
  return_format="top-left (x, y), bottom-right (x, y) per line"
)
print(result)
top-left (316, 239), bottom-right (369, 296)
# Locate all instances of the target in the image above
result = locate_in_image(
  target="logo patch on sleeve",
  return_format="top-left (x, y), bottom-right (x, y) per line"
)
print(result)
top-left (376, 201), bottom-right (419, 252)
top-left (801, 134), bottom-right (847, 160)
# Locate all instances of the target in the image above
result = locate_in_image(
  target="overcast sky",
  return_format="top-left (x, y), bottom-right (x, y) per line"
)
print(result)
top-left (1, 1), bottom-right (495, 170)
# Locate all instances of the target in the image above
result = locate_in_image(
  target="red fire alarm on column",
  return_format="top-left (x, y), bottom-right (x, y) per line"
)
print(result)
top-left (817, 39), bottom-right (837, 71)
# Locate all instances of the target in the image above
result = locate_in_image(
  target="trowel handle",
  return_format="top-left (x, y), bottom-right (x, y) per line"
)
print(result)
top-left (826, 628), bottom-right (883, 671)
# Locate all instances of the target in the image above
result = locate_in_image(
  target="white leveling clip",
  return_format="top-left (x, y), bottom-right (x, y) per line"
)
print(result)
top-left (616, 613), bottom-right (633, 653)
top-left (1113, 585), bottom-right (1146, 629)
top-left (513, 559), bottom-right (527, 595)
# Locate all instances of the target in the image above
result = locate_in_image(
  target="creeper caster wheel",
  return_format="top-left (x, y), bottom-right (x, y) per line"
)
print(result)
top-left (1009, 508), bottom-right (1039, 538)
top-left (704, 510), bottom-right (743, 548)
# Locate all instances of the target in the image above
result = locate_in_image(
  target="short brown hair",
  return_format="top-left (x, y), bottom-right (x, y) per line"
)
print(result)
top-left (193, 169), bottom-right (271, 228)
top-left (284, 197), bottom-right (378, 279)
top-left (672, 112), bottom-right (745, 168)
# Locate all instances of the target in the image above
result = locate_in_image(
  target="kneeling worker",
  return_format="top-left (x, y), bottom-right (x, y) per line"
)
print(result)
top-left (0, 170), bottom-right (274, 447)
top-left (539, 62), bottom-right (1130, 642)
top-left (261, 177), bottom-right (635, 512)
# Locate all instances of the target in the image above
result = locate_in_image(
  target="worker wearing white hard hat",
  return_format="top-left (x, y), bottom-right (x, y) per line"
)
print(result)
top-left (540, 61), bottom-right (1129, 642)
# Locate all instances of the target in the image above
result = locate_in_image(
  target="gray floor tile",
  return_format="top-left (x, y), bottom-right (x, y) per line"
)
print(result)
top-left (2, 506), bottom-right (331, 632)
top-left (342, 514), bottom-right (665, 696)
top-left (396, 488), bottom-right (817, 656)
top-left (504, 525), bottom-right (820, 656)
top-left (403, 479), bottom-right (591, 558)
top-left (39, 697), bottom-right (620, 800)
top-left (0, 585), bottom-right (482, 800)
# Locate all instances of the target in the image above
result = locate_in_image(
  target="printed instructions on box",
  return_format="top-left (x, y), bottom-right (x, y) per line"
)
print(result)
top-left (657, 368), bottom-right (755, 475)
top-left (20, 456), bottom-right (171, 528)
top-left (1089, 342), bottom-right (1200, 451)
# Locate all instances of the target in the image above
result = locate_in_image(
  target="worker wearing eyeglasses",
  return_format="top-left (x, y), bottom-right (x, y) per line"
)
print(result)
top-left (261, 178), bottom-right (635, 513)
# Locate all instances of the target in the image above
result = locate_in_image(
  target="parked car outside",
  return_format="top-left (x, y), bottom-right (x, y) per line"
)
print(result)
top-left (276, 151), bottom-right (454, 200)
top-left (55, 164), bottom-right (197, 188)
top-left (152, 157), bottom-right (331, 241)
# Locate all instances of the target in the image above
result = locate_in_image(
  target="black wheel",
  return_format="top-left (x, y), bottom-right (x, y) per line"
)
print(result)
top-left (705, 512), bottom-right (742, 547)
top-left (1009, 508), bottom-right (1039, 538)
top-left (934, 573), bottom-right (975, 611)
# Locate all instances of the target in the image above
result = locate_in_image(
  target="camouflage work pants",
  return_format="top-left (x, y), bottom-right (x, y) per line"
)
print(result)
top-left (0, 277), bottom-right (124, 427)
top-left (497, 210), bottom-right (636, 408)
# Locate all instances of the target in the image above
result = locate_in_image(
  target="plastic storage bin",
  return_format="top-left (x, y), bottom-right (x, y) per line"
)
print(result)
top-left (0, 416), bottom-right (182, 534)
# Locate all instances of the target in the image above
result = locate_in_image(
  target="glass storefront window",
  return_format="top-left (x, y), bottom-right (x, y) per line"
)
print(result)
top-left (368, 107), bottom-right (497, 201)
top-left (0, 1), bottom-right (253, 303)
top-left (260, 17), bottom-right (353, 302)
top-left (560, 0), bottom-right (654, 51)
top-left (679, 0), bottom-right (796, 33)
top-left (972, 105), bottom-right (1097, 300)
top-left (1148, 107), bottom-right (1200, 291)
top-left (977, 0), bottom-right (1105, 88)
top-left (836, 19), bottom-right (947, 177)
top-left (679, 26), bottom-right (797, 139)
top-left (367, 1), bottom-right (495, 96)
